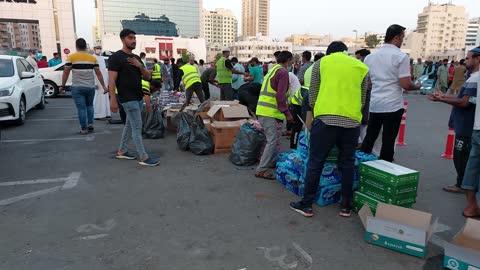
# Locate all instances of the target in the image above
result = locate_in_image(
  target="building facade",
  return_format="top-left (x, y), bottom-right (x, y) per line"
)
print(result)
top-left (466, 17), bottom-right (480, 48)
top-left (96, 0), bottom-right (202, 39)
top-left (231, 34), bottom-right (292, 63)
top-left (0, 0), bottom-right (76, 59)
top-left (202, 8), bottom-right (237, 47)
top-left (241, 0), bottom-right (270, 37)
top-left (284, 34), bottom-right (332, 46)
top-left (416, 3), bottom-right (468, 59)
top-left (102, 33), bottom-right (206, 62)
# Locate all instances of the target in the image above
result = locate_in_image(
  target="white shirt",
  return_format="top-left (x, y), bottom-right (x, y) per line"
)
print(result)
top-left (474, 72), bottom-right (480, 130)
top-left (288, 72), bottom-right (301, 97)
top-left (93, 53), bottom-right (108, 87)
top-left (364, 44), bottom-right (411, 113)
top-left (26, 55), bottom-right (38, 70)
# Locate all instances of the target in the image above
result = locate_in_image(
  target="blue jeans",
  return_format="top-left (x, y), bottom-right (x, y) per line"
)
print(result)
top-left (462, 130), bottom-right (480, 192)
top-left (118, 100), bottom-right (148, 160)
top-left (164, 79), bottom-right (174, 91)
top-left (71, 86), bottom-right (95, 131)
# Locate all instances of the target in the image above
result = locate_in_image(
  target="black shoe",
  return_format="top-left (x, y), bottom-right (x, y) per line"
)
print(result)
top-left (87, 125), bottom-right (94, 132)
top-left (289, 201), bottom-right (314, 217)
top-left (339, 206), bottom-right (353, 218)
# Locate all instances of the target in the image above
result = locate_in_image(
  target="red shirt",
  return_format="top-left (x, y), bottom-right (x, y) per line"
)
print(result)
top-left (38, 60), bottom-right (48, 68)
top-left (448, 65), bottom-right (455, 81)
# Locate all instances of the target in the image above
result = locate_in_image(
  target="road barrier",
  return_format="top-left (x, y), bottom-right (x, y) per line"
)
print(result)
top-left (397, 101), bottom-right (408, 146)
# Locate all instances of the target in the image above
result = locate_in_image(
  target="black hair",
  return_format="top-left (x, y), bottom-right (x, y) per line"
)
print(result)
top-left (314, 53), bottom-right (325, 62)
top-left (75, 38), bottom-right (87, 50)
top-left (443, 59), bottom-right (449, 62)
top-left (140, 52), bottom-right (146, 58)
top-left (176, 59), bottom-right (185, 65)
top-left (274, 51), bottom-right (281, 58)
top-left (277, 51), bottom-right (293, 64)
top-left (460, 59), bottom-right (466, 65)
top-left (355, 49), bottom-right (371, 58)
top-left (120, 29), bottom-right (136, 40)
top-left (385, 24), bottom-right (406, 43)
top-left (231, 57), bottom-right (238, 63)
top-left (302, 51), bottom-right (312, 61)
top-left (153, 59), bottom-right (158, 63)
top-left (199, 59), bottom-right (204, 65)
top-left (150, 80), bottom-right (162, 89)
top-left (171, 58), bottom-right (176, 64)
top-left (41, 56), bottom-right (47, 60)
top-left (194, 60), bottom-right (199, 65)
top-left (53, 52), bottom-right (59, 57)
top-left (326, 41), bottom-right (348, 55)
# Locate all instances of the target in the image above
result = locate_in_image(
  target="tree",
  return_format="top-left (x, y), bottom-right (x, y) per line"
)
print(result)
top-left (365, 35), bottom-right (380, 48)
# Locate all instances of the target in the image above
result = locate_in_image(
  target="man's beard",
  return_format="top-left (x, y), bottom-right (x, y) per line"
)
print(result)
top-left (127, 43), bottom-right (136, 50)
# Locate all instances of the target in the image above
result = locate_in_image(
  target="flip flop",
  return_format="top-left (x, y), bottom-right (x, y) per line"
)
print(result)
top-left (462, 212), bottom-right (480, 219)
top-left (443, 185), bottom-right (465, 193)
top-left (255, 171), bottom-right (276, 180)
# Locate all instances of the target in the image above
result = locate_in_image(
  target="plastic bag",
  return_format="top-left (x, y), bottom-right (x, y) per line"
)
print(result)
top-left (176, 112), bottom-right (194, 151)
top-left (143, 107), bottom-right (165, 139)
top-left (229, 123), bottom-right (267, 166)
top-left (189, 116), bottom-right (214, 155)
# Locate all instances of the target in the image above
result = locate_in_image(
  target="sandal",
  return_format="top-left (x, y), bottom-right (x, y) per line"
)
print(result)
top-left (255, 171), bottom-right (276, 180)
top-left (462, 212), bottom-right (480, 219)
top-left (79, 130), bottom-right (88, 135)
top-left (443, 185), bottom-right (465, 193)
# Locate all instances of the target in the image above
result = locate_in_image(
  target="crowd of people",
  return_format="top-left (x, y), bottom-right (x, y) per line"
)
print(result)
top-left (23, 24), bottom-right (480, 219)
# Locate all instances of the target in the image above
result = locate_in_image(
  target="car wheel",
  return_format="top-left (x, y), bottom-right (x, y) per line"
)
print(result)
top-left (14, 97), bottom-right (26, 125)
top-left (36, 88), bottom-right (46, 110)
top-left (44, 80), bottom-right (58, 98)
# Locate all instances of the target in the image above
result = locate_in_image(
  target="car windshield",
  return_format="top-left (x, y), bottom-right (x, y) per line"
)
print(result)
top-left (0, 59), bottom-right (14, 77)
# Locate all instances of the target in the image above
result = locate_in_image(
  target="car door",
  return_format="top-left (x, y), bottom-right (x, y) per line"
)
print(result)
top-left (20, 59), bottom-right (43, 106)
top-left (54, 64), bottom-right (73, 87)
top-left (15, 59), bottom-right (36, 110)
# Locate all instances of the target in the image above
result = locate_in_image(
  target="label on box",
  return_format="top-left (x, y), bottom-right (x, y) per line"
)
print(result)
top-left (359, 175), bottom-right (418, 196)
top-left (359, 186), bottom-right (417, 205)
top-left (444, 256), bottom-right (480, 270)
top-left (365, 232), bottom-right (426, 258)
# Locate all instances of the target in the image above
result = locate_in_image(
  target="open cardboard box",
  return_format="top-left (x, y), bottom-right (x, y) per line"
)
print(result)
top-left (359, 202), bottom-right (433, 258)
top-left (444, 218), bottom-right (480, 270)
top-left (207, 104), bottom-right (250, 122)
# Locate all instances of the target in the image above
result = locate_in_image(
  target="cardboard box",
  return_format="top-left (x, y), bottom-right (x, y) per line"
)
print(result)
top-left (359, 175), bottom-right (418, 197)
top-left (203, 119), bottom-right (212, 134)
top-left (359, 203), bottom-right (433, 258)
top-left (444, 219), bottom-right (480, 270)
top-left (210, 120), bottom-right (247, 154)
top-left (359, 160), bottom-right (420, 185)
top-left (353, 191), bottom-right (413, 214)
top-left (196, 112), bottom-right (210, 120)
top-left (207, 104), bottom-right (250, 121)
top-left (358, 185), bottom-right (417, 205)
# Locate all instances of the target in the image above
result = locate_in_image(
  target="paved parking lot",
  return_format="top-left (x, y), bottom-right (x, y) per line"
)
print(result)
top-left (0, 93), bottom-right (473, 270)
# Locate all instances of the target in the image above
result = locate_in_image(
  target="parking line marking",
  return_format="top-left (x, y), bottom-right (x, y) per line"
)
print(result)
top-left (1, 137), bottom-right (85, 143)
top-left (78, 234), bottom-right (109, 240)
top-left (29, 118), bottom-right (77, 121)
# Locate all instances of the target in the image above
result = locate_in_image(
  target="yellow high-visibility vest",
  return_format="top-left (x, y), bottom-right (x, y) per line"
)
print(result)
top-left (152, 63), bottom-right (162, 80)
top-left (216, 56), bottom-right (232, 84)
top-left (256, 64), bottom-right (286, 120)
top-left (313, 52), bottom-right (368, 122)
top-left (291, 64), bottom-right (314, 106)
top-left (180, 64), bottom-right (201, 89)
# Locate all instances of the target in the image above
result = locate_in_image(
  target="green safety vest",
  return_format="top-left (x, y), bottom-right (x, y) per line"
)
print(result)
top-left (180, 64), bottom-right (201, 89)
top-left (216, 56), bottom-right (232, 84)
top-left (142, 80), bottom-right (150, 94)
top-left (291, 64), bottom-right (314, 106)
top-left (313, 52), bottom-right (368, 122)
top-left (256, 64), bottom-right (286, 120)
top-left (152, 63), bottom-right (162, 80)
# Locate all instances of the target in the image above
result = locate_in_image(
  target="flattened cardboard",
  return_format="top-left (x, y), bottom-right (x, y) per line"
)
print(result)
top-left (207, 104), bottom-right (250, 121)
top-left (444, 219), bottom-right (480, 270)
top-left (358, 202), bottom-right (432, 258)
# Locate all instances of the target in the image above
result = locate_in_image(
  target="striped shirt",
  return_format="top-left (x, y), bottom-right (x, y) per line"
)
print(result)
top-left (65, 52), bottom-right (98, 88)
top-left (309, 59), bottom-right (369, 128)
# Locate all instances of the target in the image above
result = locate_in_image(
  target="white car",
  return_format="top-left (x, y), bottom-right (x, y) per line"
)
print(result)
top-left (0, 55), bottom-right (45, 125)
top-left (40, 56), bottom-right (109, 98)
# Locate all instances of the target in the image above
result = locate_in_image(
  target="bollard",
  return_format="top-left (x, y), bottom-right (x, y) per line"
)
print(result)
top-left (441, 127), bottom-right (455, 159)
top-left (397, 101), bottom-right (408, 146)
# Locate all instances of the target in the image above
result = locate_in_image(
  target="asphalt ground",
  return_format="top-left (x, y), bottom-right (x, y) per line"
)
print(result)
top-left (0, 92), bottom-right (475, 270)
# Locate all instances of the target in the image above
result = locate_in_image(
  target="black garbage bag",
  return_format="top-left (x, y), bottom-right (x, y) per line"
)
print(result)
top-left (176, 112), bottom-right (194, 151)
top-left (189, 116), bottom-right (214, 155)
top-left (143, 107), bottom-right (165, 139)
top-left (229, 123), bottom-right (266, 166)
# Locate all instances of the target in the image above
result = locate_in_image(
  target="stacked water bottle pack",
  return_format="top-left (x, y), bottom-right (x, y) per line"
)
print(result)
top-left (276, 132), bottom-right (378, 207)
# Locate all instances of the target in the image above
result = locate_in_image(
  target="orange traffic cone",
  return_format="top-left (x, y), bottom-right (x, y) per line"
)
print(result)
top-left (397, 101), bottom-right (408, 146)
top-left (441, 127), bottom-right (455, 159)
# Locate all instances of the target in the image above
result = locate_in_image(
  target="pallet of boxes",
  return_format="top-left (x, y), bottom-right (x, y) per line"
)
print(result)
top-left (196, 101), bottom-right (252, 154)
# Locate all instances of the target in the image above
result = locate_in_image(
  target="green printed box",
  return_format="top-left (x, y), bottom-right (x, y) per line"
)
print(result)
top-left (359, 160), bottom-right (419, 185)
top-left (359, 175), bottom-right (418, 197)
top-left (353, 191), bottom-right (413, 214)
top-left (444, 219), bottom-right (480, 270)
top-left (358, 185), bottom-right (417, 205)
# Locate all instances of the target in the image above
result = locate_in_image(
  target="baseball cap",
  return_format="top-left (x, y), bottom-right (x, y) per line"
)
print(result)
top-left (163, 57), bottom-right (170, 61)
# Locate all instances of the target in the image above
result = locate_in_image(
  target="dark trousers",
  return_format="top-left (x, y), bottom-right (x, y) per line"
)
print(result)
top-left (289, 104), bottom-right (303, 149)
top-left (220, 84), bottom-right (234, 101)
top-left (454, 136), bottom-right (472, 188)
top-left (201, 80), bottom-right (211, 100)
top-left (361, 109), bottom-right (404, 162)
top-left (183, 82), bottom-right (205, 109)
top-left (302, 120), bottom-right (360, 207)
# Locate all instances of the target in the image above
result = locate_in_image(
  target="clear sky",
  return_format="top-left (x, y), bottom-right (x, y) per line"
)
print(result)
top-left (75, 0), bottom-right (480, 45)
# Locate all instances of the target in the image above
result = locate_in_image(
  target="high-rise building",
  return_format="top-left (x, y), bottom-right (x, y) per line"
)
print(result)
top-left (466, 17), bottom-right (480, 48)
top-left (242, 0), bottom-right (270, 37)
top-left (0, 0), bottom-right (76, 59)
top-left (202, 8), bottom-right (238, 47)
top-left (416, 3), bottom-right (468, 59)
top-left (96, 0), bottom-right (202, 38)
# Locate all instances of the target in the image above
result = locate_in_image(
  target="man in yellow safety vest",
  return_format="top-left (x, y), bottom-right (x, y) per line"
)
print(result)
top-left (152, 59), bottom-right (162, 82)
top-left (254, 51), bottom-right (294, 180)
top-left (176, 59), bottom-right (205, 110)
top-left (289, 42), bottom-right (369, 218)
top-left (216, 47), bottom-right (247, 101)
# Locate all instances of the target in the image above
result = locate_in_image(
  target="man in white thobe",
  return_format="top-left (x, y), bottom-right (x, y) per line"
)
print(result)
top-left (93, 42), bottom-right (111, 119)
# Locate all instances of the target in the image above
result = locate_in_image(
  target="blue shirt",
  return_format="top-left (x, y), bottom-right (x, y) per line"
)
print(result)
top-left (451, 72), bottom-right (478, 137)
top-left (48, 58), bottom-right (62, 67)
top-left (249, 65), bottom-right (263, 84)
top-left (232, 63), bottom-right (246, 90)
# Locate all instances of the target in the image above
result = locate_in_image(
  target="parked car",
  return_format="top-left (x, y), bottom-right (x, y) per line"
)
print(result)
top-left (39, 56), bottom-right (109, 98)
top-left (0, 55), bottom-right (45, 125)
